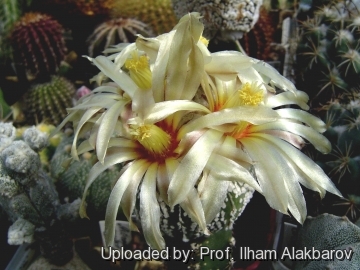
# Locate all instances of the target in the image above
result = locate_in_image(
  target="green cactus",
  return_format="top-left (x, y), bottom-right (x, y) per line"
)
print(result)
top-left (294, 214), bottom-right (360, 269)
top-left (303, 92), bottom-right (360, 220)
top-left (10, 12), bottom-right (67, 76)
top-left (50, 135), bottom-right (123, 220)
top-left (296, 0), bottom-right (360, 105)
top-left (25, 76), bottom-right (76, 126)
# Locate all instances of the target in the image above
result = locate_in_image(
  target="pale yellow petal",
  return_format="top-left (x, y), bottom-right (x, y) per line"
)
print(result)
top-left (139, 162), bottom-right (166, 250)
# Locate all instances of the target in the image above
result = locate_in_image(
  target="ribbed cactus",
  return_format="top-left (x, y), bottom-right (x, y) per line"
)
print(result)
top-left (294, 214), bottom-right (360, 269)
top-left (0, 0), bottom-right (22, 64)
top-left (295, 0), bottom-right (360, 104)
top-left (240, 6), bottom-right (279, 60)
top-left (51, 135), bottom-right (123, 220)
top-left (25, 76), bottom-right (75, 125)
top-left (112, 0), bottom-right (177, 35)
top-left (0, 123), bottom-right (81, 265)
top-left (87, 17), bottom-right (153, 57)
top-left (10, 12), bottom-right (67, 76)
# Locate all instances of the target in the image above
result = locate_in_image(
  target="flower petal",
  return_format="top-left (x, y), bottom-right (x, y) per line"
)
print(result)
top-left (80, 150), bottom-right (139, 219)
top-left (198, 173), bottom-right (229, 223)
top-left (241, 137), bottom-right (289, 214)
top-left (180, 187), bottom-right (210, 235)
top-left (140, 162), bottom-right (166, 250)
top-left (121, 161), bottom-right (151, 231)
top-left (104, 159), bottom-right (148, 246)
top-left (169, 129), bottom-right (223, 207)
top-left (179, 106), bottom-right (278, 138)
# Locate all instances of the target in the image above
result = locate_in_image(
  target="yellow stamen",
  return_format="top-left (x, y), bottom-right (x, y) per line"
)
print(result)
top-left (199, 36), bottom-right (209, 47)
top-left (124, 50), bottom-right (152, 90)
top-left (238, 82), bottom-right (264, 106)
top-left (129, 124), bottom-right (171, 156)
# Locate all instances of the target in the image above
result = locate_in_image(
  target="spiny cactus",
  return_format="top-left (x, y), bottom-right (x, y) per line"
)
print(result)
top-left (25, 76), bottom-right (76, 125)
top-left (50, 135), bottom-right (123, 220)
top-left (295, 0), bottom-right (360, 104)
top-left (294, 214), bottom-right (360, 269)
top-left (0, 0), bottom-right (22, 65)
top-left (112, 0), bottom-right (177, 35)
top-left (87, 17), bottom-right (153, 57)
top-left (0, 123), bottom-right (81, 265)
top-left (10, 12), bottom-right (67, 76)
top-left (303, 92), bottom-right (360, 220)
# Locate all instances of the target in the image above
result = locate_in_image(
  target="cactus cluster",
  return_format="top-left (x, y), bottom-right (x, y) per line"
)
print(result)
top-left (10, 12), bottom-right (67, 76)
top-left (0, 123), bottom-right (81, 265)
top-left (296, 0), bottom-right (360, 104)
top-left (25, 75), bottom-right (76, 125)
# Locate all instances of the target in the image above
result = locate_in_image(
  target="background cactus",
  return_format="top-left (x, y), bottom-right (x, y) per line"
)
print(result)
top-left (10, 12), bottom-right (67, 77)
top-left (294, 214), bottom-right (360, 269)
top-left (87, 17), bottom-right (153, 57)
top-left (0, 123), bottom-right (81, 265)
top-left (112, 0), bottom-right (177, 35)
top-left (24, 75), bottom-right (76, 125)
top-left (295, 0), bottom-right (360, 105)
top-left (50, 135), bottom-right (123, 220)
top-left (302, 92), bottom-right (360, 220)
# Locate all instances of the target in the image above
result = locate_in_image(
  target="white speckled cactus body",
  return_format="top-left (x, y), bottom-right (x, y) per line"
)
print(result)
top-left (0, 123), bottom-right (80, 265)
top-left (295, 214), bottom-right (360, 269)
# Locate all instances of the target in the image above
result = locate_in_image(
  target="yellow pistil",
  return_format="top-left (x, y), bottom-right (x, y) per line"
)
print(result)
top-left (199, 36), bottom-right (209, 47)
top-left (129, 124), bottom-right (171, 157)
top-left (124, 50), bottom-right (152, 90)
top-left (238, 82), bottom-right (264, 106)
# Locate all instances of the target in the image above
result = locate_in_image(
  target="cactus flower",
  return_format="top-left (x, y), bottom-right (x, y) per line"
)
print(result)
top-left (57, 12), bottom-right (342, 251)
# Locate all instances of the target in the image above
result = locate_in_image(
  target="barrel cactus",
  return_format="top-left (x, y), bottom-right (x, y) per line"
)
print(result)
top-left (25, 76), bottom-right (76, 125)
top-left (294, 214), bottom-right (360, 269)
top-left (10, 12), bottom-right (67, 76)
top-left (112, 0), bottom-right (177, 35)
top-left (295, 0), bottom-right (360, 104)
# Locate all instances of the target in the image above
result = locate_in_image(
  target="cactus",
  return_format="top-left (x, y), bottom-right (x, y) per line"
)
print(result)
top-left (112, 0), bottom-right (177, 35)
top-left (294, 214), bottom-right (360, 269)
top-left (0, 123), bottom-right (81, 265)
top-left (240, 6), bottom-right (280, 61)
top-left (155, 181), bottom-right (253, 269)
top-left (50, 135), bottom-right (123, 220)
top-left (25, 76), bottom-right (76, 126)
top-left (303, 92), bottom-right (360, 220)
top-left (171, 0), bottom-right (262, 40)
top-left (87, 18), bottom-right (153, 57)
top-left (295, 0), bottom-right (360, 104)
top-left (0, 0), bottom-right (22, 65)
top-left (10, 12), bottom-right (67, 76)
